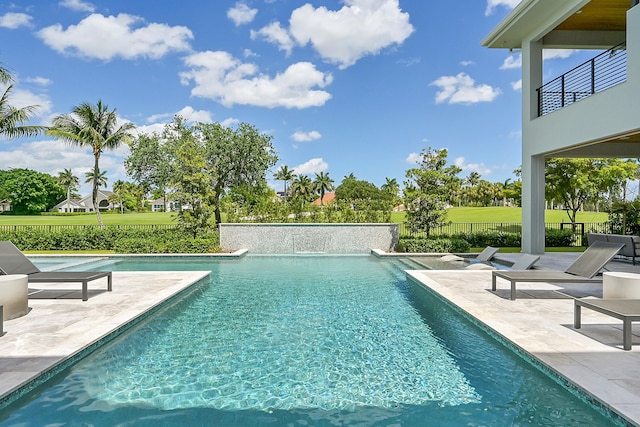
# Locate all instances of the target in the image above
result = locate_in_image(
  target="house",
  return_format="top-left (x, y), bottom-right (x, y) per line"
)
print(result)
top-left (148, 198), bottom-right (181, 212)
top-left (0, 199), bottom-right (11, 212)
top-left (52, 190), bottom-right (115, 213)
top-left (482, 0), bottom-right (640, 254)
top-left (312, 192), bottom-right (336, 206)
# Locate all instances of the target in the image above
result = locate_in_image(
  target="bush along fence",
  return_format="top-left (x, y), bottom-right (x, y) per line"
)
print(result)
top-left (0, 224), bottom-right (220, 254)
top-left (398, 222), bottom-right (612, 251)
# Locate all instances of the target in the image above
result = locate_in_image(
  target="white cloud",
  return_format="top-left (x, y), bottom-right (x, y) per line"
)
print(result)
top-left (3, 86), bottom-right (53, 119)
top-left (485, 0), bottom-right (521, 16)
top-left (0, 139), bottom-right (128, 193)
top-left (511, 79), bottom-right (522, 91)
top-left (251, 22), bottom-right (295, 56)
top-left (543, 49), bottom-right (577, 60)
top-left (0, 12), bottom-right (32, 29)
top-left (291, 130), bottom-right (322, 142)
top-left (24, 76), bottom-right (53, 86)
top-left (288, 0), bottom-right (414, 69)
top-left (460, 60), bottom-right (475, 67)
top-left (37, 13), bottom-right (193, 61)
top-left (146, 106), bottom-right (213, 124)
top-left (293, 158), bottom-right (328, 176)
top-left (454, 157), bottom-right (492, 175)
top-left (500, 49), bottom-right (577, 70)
top-left (500, 54), bottom-right (521, 70)
top-left (405, 152), bottom-right (421, 164)
top-left (59, 0), bottom-right (95, 12)
top-left (180, 51), bottom-right (333, 109)
top-left (431, 73), bottom-right (501, 105)
top-left (220, 117), bottom-right (240, 128)
top-left (227, 2), bottom-right (258, 26)
top-left (243, 49), bottom-right (257, 58)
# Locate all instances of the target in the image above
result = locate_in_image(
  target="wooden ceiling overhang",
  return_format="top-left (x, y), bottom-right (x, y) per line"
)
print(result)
top-left (482, 0), bottom-right (631, 50)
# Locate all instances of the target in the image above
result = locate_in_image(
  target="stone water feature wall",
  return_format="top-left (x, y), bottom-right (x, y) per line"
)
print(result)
top-left (219, 223), bottom-right (399, 254)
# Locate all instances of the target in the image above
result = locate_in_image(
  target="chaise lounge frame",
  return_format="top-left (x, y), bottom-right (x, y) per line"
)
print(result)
top-left (491, 241), bottom-right (623, 300)
top-left (0, 241), bottom-right (112, 301)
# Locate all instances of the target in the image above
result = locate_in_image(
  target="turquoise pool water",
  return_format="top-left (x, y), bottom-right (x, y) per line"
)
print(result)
top-left (0, 256), bottom-right (626, 426)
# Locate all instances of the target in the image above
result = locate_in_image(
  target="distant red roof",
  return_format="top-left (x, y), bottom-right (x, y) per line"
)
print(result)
top-left (311, 192), bottom-right (336, 205)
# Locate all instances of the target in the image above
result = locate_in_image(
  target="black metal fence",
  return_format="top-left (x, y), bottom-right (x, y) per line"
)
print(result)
top-left (537, 42), bottom-right (627, 116)
top-left (399, 222), bottom-right (612, 246)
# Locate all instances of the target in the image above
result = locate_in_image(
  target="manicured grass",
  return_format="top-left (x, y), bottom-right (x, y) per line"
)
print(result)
top-left (0, 212), bottom-right (177, 226)
top-left (391, 207), bottom-right (608, 224)
top-left (2, 207), bottom-right (607, 226)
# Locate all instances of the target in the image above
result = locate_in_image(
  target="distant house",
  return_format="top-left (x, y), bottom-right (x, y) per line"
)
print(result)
top-left (0, 199), bottom-right (11, 212)
top-left (52, 190), bottom-right (114, 213)
top-left (311, 192), bottom-right (336, 206)
top-left (149, 198), bottom-right (181, 212)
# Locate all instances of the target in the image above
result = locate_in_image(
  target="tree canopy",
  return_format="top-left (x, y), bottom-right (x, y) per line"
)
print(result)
top-left (0, 168), bottom-right (64, 214)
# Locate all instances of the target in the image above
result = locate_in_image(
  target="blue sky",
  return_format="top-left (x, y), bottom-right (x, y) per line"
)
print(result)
top-left (0, 0), bottom-right (592, 195)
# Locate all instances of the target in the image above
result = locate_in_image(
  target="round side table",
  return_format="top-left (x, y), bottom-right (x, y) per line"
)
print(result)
top-left (603, 272), bottom-right (640, 299)
top-left (0, 274), bottom-right (28, 320)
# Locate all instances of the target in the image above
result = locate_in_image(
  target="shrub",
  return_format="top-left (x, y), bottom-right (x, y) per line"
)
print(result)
top-left (544, 228), bottom-right (574, 247)
top-left (0, 226), bottom-right (221, 253)
top-left (397, 237), bottom-right (470, 253)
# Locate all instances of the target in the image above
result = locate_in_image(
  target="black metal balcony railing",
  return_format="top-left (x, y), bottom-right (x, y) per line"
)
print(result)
top-left (537, 42), bottom-right (627, 116)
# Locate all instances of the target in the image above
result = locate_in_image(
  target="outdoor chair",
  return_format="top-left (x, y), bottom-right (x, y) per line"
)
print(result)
top-left (0, 240), bottom-right (112, 301)
top-left (441, 246), bottom-right (499, 262)
top-left (465, 251), bottom-right (539, 271)
top-left (491, 241), bottom-right (623, 300)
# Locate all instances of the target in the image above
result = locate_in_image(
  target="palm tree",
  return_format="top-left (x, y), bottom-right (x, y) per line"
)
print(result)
top-left (112, 179), bottom-right (127, 214)
top-left (85, 168), bottom-right (108, 213)
top-left (274, 165), bottom-right (294, 195)
top-left (290, 175), bottom-right (313, 200)
top-left (0, 65), bottom-right (47, 139)
top-left (56, 168), bottom-right (79, 212)
top-left (48, 100), bottom-right (135, 227)
top-left (313, 172), bottom-right (334, 205)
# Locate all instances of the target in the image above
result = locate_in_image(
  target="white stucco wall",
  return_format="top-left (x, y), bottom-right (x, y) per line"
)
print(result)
top-left (219, 223), bottom-right (399, 254)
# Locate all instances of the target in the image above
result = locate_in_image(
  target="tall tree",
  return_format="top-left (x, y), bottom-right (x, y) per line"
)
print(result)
top-left (56, 168), bottom-right (79, 212)
top-left (48, 100), bottom-right (135, 228)
top-left (313, 171), bottom-right (334, 205)
top-left (0, 64), bottom-right (47, 139)
top-left (290, 174), bottom-right (314, 200)
top-left (125, 132), bottom-right (172, 212)
top-left (274, 165), bottom-right (294, 195)
top-left (546, 158), bottom-right (638, 223)
top-left (197, 121), bottom-right (278, 224)
top-left (163, 117), bottom-right (214, 236)
top-left (404, 147), bottom-right (461, 236)
top-left (0, 168), bottom-right (64, 214)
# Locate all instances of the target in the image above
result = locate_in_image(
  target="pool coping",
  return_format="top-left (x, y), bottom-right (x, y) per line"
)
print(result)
top-left (0, 270), bottom-right (211, 409)
top-left (406, 269), bottom-right (640, 427)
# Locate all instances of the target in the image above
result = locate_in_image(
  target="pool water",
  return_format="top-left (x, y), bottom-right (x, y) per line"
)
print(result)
top-left (0, 256), bottom-right (625, 426)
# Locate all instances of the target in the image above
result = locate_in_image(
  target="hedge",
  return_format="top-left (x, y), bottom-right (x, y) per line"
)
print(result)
top-left (0, 227), bottom-right (221, 254)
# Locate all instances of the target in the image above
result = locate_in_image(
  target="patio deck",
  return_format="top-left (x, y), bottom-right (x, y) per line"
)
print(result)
top-left (408, 253), bottom-right (640, 426)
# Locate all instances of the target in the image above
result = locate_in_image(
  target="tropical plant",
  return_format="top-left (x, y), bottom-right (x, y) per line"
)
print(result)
top-left (274, 165), bottom-right (295, 195)
top-left (0, 64), bottom-right (47, 139)
top-left (56, 168), bottom-right (80, 205)
top-left (290, 174), bottom-right (314, 200)
top-left (404, 147), bottom-right (462, 236)
top-left (47, 100), bottom-right (135, 228)
top-left (313, 172), bottom-right (334, 205)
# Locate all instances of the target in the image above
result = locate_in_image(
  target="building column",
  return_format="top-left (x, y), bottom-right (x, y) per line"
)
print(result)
top-left (521, 38), bottom-right (544, 254)
top-left (521, 155), bottom-right (546, 254)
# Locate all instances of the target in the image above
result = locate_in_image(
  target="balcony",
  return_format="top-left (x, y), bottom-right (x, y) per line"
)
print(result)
top-left (537, 43), bottom-right (627, 117)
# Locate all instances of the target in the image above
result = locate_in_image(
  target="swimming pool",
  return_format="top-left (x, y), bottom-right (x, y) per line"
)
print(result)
top-left (0, 256), bottom-right (626, 426)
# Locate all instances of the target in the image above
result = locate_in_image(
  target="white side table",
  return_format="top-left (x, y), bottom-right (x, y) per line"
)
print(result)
top-left (0, 274), bottom-right (28, 320)
top-left (603, 272), bottom-right (640, 299)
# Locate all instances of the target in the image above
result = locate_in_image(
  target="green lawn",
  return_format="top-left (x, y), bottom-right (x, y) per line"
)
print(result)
top-left (0, 212), bottom-right (177, 226)
top-left (391, 207), bottom-right (608, 224)
top-left (1, 207), bottom-right (609, 226)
